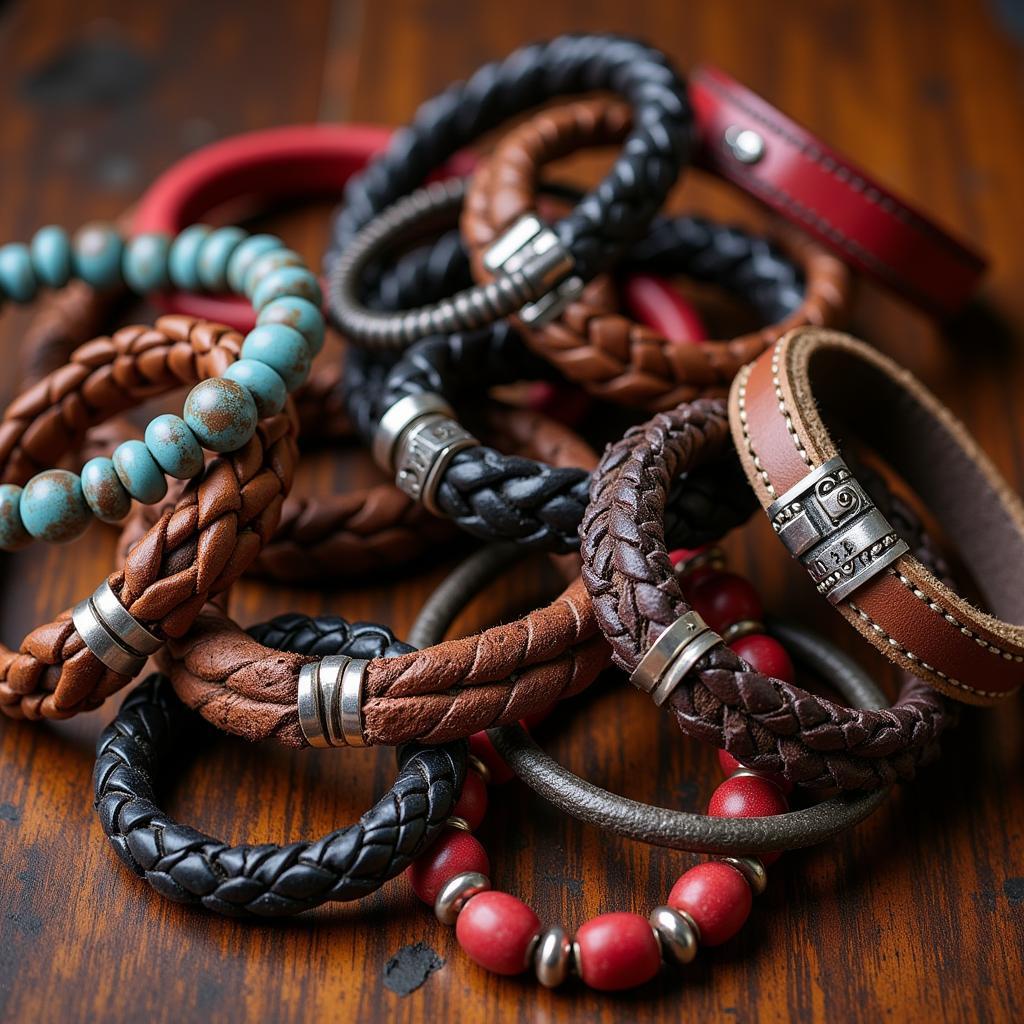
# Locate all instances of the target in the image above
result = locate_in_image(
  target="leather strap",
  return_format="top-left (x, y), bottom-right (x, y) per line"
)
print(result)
top-left (690, 65), bottom-right (986, 317)
top-left (729, 327), bottom-right (1024, 705)
top-left (461, 98), bottom-right (851, 411)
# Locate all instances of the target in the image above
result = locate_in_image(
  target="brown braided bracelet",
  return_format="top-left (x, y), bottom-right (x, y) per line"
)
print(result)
top-left (579, 398), bottom-right (951, 790)
top-left (461, 98), bottom-right (852, 411)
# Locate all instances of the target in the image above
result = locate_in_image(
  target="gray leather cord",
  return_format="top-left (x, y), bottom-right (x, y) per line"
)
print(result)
top-left (410, 547), bottom-right (891, 855)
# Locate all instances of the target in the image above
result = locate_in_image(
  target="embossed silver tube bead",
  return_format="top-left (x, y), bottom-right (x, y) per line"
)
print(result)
top-left (630, 611), bottom-right (724, 706)
top-left (372, 393), bottom-right (455, 472)
top-left (393, 414), bottom-right (478, 515)
top-left (649, 906), bottom-right (699, 965)
top-left (765, 455), bottom-right (909, 604)
top-left (296, 656), bottom-right (369, 748)
top-left (434, 871), bottom-right (490, 926)
top-left (533, 926), bottom-right (572, 988)
top-left (72, 580), bottom-right (163, 677)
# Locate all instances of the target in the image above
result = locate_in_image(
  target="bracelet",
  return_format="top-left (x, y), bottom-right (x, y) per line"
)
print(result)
top-left (461, 98), bottom-right (851, 410)
top-left (328, 33), bottom-right (691, 346)
top-left (0, 222), bottom-right (323, 549)
top-left (345, 320), bottom-right (757, 552)
top-left (580, 397), bottom-right (953, 790)
top-left (729, 326), bottom-right (1024, 704)
top-left (689, 65), bottom-right (987, 317)
top-left (94, 617), bottom-right (467, 917)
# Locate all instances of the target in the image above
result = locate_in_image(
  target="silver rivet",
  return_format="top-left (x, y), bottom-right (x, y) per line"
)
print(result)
top-left (724, 125), bottom-right (766, 164)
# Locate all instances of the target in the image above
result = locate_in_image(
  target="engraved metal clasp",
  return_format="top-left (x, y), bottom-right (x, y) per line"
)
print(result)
top-left (483, 215), bottom-right (584, 327)
top-left (766, 456), bottom-right (909, 604)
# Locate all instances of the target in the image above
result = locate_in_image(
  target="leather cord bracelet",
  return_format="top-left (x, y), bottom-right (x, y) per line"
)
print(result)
top-left (94, 617), bottom-right (466, 918)
top-left (689, 65), bottom-right (987, 317)
top-left (328, 33), bottom-right (691, 347)
top-left (461, 98), bottom-right (851, 411)
top-left (729, 326), bottom-right (1024, 705)
top-left (580, 397), bottom-right (951, 790)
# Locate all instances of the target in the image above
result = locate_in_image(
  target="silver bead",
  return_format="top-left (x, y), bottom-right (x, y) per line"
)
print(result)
top-left (718, 856), bottom-right (768, 896)
top-left (649, 906), bottom-right (699, 966)
top-left (445, 816), bottom-right (471, 832)
top-left (434, 871), bottom-right (490, 926)
top-left (724, 125), bottom-right (766, 164)
top-left (72, 580), bottom-right (163, 677)
top-left (296, 656), bottom-right (369, 748)
top-left (721, 618), bottom-right (766, 644)
top-left (467, 754), bottom-right (491, 784)
top-left (533, 926), bottom-right (572, 988)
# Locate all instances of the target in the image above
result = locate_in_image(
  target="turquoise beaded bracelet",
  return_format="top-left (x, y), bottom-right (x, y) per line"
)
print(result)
top-left (0, 223), bottom-right (325, 551)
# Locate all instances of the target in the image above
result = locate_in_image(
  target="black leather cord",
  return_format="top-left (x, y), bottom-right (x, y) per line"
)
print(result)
top-left (94, 620), bottom-right (466, 918)
top-left (331, 33), bottom-right (692, 282)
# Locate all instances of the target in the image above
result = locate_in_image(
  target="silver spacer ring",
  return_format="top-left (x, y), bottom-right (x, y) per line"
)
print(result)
top-left (296, 656), bottom-right (369, 748)
top-left (72, 581), bottom-right (163, 678)
top-left (372, 393), bottom-right (456, 472)
top-left (631, 611), bottom-right (724, 706)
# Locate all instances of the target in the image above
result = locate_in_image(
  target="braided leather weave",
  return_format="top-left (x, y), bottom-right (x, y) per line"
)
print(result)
top-left (462, 98), bottom-right (851, 411)
top-left (580, 399), bottom-right (951, 790)
top-left (331, 33), bottom-right (691, 281)
top-left (346, 322), bottom-right (757, 551)
top-left (0, 406), bottom-right (298, 720)
top-left (95, 618), bottom-right (465, 917)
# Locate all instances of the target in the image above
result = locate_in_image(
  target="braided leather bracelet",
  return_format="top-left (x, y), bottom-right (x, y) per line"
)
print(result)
top-left (729, 327), bottom-right (1024, 705)
top-left (94, 617), bottom-right (466, 917)
top-left (580, 398), bottom-right (951, 790)
top-left (461, 98), bottom-right (851, 411)
top-left (329, 33), bottom-right (691, 347)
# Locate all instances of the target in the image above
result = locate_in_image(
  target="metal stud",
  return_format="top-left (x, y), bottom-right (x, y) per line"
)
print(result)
top-left (724, 125), bottom-right (767, 164)
top-left (649, 906), bottom-right (699, 966)
top-left (533, 926), bottom-right (572, 988)
top-left (434, 871), bottom-right (491, 926)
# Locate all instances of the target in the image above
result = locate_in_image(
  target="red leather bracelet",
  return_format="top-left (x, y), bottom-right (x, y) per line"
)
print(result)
top-left (691, 65), bottom-right (987, 317)
top-left (133, 124), bottom-right (395, 327)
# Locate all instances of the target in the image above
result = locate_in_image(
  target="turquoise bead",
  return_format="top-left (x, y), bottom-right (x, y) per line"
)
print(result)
top-left (240, 323), bottom-right (310, 392)
top-left (222, 359), bottom-right (287, 417)
top-left (168, 224), bottom-right (212, 291)
top-left (257, 296), bottom-right (325, 356)
top-left (243, 248), bottom-right (304, 299)
top-left (252, 266), bottom-right (322, 311)
top-left (81, 457), bottom-right (132, 523)
top-left (123, 233), bottom-right (171, 293)
top-left (72, 223), bottom-right (124, 289)
top-left (19, 470), bottom-right (91, 543)
top-left (183, 378), bottom-right (258, 453)
top-left (197, 226), bottom-right (247, 292)
top-left (144, 414), bottom-right (204, 479)
top-left (0, 243), bottom-right (37, 302)
top-left (30, 226), bottom-right (72, 289)
top-left (226, 234), bottom-right (284, 295)
top-left (0, 485), bottom-right (31, 550)
top-left (112, 440), bottom-right (168, 504)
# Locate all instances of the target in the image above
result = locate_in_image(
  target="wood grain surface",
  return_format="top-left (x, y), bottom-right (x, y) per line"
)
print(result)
top-left (0, 1), bottom-right (1022, 1021)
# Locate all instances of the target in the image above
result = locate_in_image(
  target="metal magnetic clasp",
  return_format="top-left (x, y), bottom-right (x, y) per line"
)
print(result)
top-left (766, 455), bottom-right (909, 604)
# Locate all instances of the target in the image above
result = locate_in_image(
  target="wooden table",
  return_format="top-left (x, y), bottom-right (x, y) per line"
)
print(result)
top-left (0, 1), bottom-right (1021, 1021)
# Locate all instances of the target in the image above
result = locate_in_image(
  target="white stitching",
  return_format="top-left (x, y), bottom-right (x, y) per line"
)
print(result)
top-left (847, 601), bottom-right (1014, 700)
top-left (771, 340), bottom-right (813, 468)
top-left (735, 364), bottom-right (775, 498)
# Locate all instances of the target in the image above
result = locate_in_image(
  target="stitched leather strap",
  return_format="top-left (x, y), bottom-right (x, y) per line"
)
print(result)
top-left (729, 326), bottom-right (1024, 705)
top-left (690, 65), bottom-right (986, 317)
top-left (581, 398), bottom-right (952, 790)
top-left (461, 98), bottom-right (851, 410)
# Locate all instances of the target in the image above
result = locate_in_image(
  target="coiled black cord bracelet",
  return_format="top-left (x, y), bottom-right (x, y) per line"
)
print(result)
top-left (93, 618), bottom-right (465, 918)
top-left (328, 33), bottom-right (692, 346)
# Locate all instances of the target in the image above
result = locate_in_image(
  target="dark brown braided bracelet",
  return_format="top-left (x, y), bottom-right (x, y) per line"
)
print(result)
top-left (579, 398), bottom-right (951, 790)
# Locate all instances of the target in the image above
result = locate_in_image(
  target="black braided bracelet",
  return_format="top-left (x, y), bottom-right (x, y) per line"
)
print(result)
top-left (332, 34), bottom-right (691, 276)
top-left (93, 618), bottom-right (466, 918)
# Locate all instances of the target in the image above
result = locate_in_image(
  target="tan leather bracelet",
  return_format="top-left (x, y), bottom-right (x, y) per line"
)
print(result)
top-left (729, 326), bottom-right (1024, 705)
top-left (462, 98), bottom-right (851, 411)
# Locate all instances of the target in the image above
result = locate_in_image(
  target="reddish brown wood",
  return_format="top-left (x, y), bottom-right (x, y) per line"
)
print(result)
top-left (0, 1), bottom-right (1022, 1021)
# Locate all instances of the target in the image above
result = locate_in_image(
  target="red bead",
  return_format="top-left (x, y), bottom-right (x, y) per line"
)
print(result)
top-left (717, 748), bottom-right (744, 776)
top-left (709, 774), bottom-right (789, 864)
top-left (575, 912), bottom-right (662, 991)
top-left (669, 862), bottom-right (752, 946)
top-left (716, 748), bottom-right (793, 796)
top-left (731, 633), bottom-right (796, 684)
top-left (468, 731), bottom-right (515, 784)
top-left (455, 891), bottom-right (540, 975)
top-left (452, 770), bottom-right (488, 831)
top-left (407, 829), bottom-right (490, 906)
top-left (689, 571), bottom-right (764, 633)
